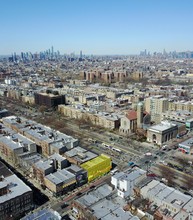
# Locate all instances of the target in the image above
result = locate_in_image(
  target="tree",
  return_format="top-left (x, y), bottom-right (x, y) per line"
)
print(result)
top-left (184, 175), bottom-right (193, 190)
top-left (39, 105), bottom-right (47, 115)
top-left (175, 153), bottom-right (191, 170)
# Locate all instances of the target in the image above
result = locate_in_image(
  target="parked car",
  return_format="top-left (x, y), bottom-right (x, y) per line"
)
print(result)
top-left (147, 173), bottom-right (157, 177)
top-left (61, 203), bottom-right (68, 209)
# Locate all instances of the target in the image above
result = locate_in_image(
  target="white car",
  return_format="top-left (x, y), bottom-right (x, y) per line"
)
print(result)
top-left (162, 145), bottom-right (167, 150)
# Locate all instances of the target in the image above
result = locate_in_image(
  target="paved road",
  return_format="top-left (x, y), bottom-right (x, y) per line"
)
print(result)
top-left (151, 163), bottom-right (193, 188)
top-left (50, 174), bottom-right (111, 215)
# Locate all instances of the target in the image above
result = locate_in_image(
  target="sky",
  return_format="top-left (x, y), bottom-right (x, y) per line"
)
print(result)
top-left (0, 0), bottom-right (193, 55)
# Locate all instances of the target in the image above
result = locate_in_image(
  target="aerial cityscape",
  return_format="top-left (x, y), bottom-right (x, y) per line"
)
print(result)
top-left (0, 1), bottom-right (193, 220)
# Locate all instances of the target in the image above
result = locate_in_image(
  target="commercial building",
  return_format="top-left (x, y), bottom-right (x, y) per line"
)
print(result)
top-left (178, 137), bottom-right (193, 154)
top-left (0, 161), bottom-right (33, 220)
top-left (81, 154), bottom-right (112, 182)
top-left (66, 164), bottom-right (87, 186)
top-left (186, 118), bottom-right (193, 130)
top-left (147, 121), bottom-right (178, 145)
top-left (44, 169), bottom-right (76, 196)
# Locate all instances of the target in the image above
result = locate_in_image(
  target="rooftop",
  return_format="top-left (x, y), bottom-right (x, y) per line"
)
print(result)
top-left (45, 169), bottom-right (75, 185)
top-left (0, 162), bottom-right (32, 204)
top-left (148, 121), bottom-right (177, 132)
top-left (113, 168), bottom-right (146, 182)
top-left (178, 137), bottom-right (193, 148)
top-left (49, 153), bottom-right (66, 162)
top-left (35, 160), bottom-right (53, 171)
top-left (21, 208), bottom-right (61, 220)
top-left (81, 154), bottom-right (111, 170)
top-left (0, 136), bottom-right (24, 151)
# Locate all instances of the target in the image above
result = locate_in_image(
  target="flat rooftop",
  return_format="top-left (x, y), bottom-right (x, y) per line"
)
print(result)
top-left (21, 208), bottom-right (61, 220)
top-left (76, 183), bottom-right (138, 220)
top-left (77, 184), bottom-right (113, 208)
top-left (0, 136), bottom-right (24, 151)
top-left (148, 121), bottom-right (177, 132)
top-left (0, 163), bottom-right (32, 204)
top-left (65, 146), bottom-right (97, 163)
top-left (178, 137), bottom-right (193, 148)
top-left (45, 169), bottom-right (75, 185)
top-left (113, 168), bottom-right (146, 182)
top-left (0, 161), bottom-right (12, 178)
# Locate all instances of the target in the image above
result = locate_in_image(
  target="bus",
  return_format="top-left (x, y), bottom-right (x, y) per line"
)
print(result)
top-left (178, 148), bottom-right (188, 154)
top-left (112, 147), bottom-right (122, 154)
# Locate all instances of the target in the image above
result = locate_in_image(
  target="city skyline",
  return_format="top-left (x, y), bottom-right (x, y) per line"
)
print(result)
top-left (1, 0), bottom-right (193, 55)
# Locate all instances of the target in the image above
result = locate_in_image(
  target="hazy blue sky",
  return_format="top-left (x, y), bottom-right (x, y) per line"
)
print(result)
top-left (0, 0), bottom-right (193, 55)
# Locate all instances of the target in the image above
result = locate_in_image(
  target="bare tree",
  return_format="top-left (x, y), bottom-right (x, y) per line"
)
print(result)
top-left (39, 105), bottom-right (47, 115)
top-left (175, 153), bottom-right (190, 170)
top-left (184, 175), bottom-right (193, 190)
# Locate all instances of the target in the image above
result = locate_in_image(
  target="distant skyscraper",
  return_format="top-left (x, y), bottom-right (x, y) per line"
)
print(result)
top-left (80, 50), bottom-right (82, 59)
top-left (51, 46), bottom-right (54, 57)
top-left (14, 52), bottom-right (17, 62)
top-left (163, 49), bottom-right (167, 56)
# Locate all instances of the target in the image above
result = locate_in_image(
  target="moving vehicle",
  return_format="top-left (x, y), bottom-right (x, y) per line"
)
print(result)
top-left (128, 161), bottom-right (135, 166)
top-left (110, 168), bottom-right (118, 175)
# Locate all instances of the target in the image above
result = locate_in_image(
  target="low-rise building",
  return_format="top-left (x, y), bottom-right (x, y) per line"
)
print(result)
top-left (21, 208), bottom-right (61, 220)
top-left (33, 159), bottom-right (54, 184)
top-left (64, 146), bottom-right (97, 165)
top-left (0, 161), bottom-right (33, 220)
top-left (72, 183), bottom-right (139, 220)
top-left (58, 104), bottom-right (120, 130)
top-left (147, 121), bottom-right (178, 145)
top-left (140, 179), bottom-right (193, 219)
top-left (111, 168), bottom-right (146, 198)
top-left (186, 118), bottom-right (193, 130)
top-left (49, 153), bottom-right (68, 169)
top-left (0, 136), bottom-right (24, 164)
top-left (161, 110), bottom-right (193, 124)
top-left (66, 164), bottom-right (87, 186)
top-left (44, 169), bottom-right (76, 196)
top-left (2, 116), bottom-right (78, 157)
top-left (178, 137), bottom-right (193, 154)
top-left (81, 154), bottom-right (112, 182)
